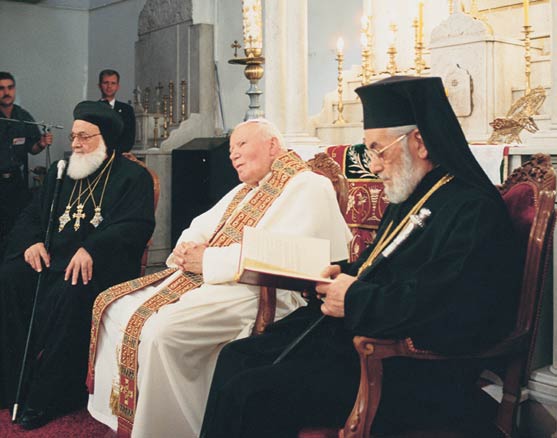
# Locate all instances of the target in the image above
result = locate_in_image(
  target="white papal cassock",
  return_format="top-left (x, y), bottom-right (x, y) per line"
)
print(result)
top-left (87, 169), bottom-right (351, 438)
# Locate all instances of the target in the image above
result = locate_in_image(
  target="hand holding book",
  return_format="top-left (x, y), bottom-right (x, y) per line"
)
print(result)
top-left (235, 227), bottom-right (334, 292)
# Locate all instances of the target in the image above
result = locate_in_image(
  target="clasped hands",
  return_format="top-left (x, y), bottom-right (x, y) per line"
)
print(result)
top-left (172, 241), bottom-right (207, 274)
top-left (24, 243), bottom-right (93, 285)
top-left (314, 265), bottom-right (357, 318)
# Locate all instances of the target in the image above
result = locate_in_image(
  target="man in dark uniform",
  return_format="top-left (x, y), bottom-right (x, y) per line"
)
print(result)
top-left (0, 71), bottom-right (53, 255)
top-left (98, 69), bottom-right (136, 153)
top-left (0, 101), bottom-right (155, 430)
top-left (200, 76), bottom-right (522, 438)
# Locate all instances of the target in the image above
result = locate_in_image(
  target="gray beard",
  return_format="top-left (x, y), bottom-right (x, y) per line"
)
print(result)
top-left (67, 141), bottom-right (108, 180)
top-left (381, 145), bottom-right (425, 204)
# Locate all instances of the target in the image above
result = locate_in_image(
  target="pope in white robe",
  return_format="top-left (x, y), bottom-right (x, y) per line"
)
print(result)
top-left (87, 118), bottom-right (352, 438)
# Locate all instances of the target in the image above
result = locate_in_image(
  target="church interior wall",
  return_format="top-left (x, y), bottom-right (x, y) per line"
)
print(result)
top-left (0, 0), bottom-right (90, 173)
top-left (87, 0), bottom-right (147, 105)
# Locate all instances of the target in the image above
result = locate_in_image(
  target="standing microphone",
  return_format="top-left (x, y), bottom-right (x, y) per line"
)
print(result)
top-left (272, 208), bottom-right (432, 365)
top-left (12, 160), bottom-right (67, 422)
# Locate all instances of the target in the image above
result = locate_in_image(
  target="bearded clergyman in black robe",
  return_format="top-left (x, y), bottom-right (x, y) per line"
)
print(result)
top-left (0, 101), bottom-right (155, 430)
top-left (200, 76), bottom-right (522, 438)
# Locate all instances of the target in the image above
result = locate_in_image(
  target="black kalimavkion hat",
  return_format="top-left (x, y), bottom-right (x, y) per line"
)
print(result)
top-left (73, 100), bottom-right (124, 152)
top-left (355, 76), bottom-right (499, 199)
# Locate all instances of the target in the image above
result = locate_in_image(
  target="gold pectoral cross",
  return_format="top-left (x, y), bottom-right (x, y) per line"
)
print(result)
top-left (90, 206), bottom-right (103, 228)
top-left (58, 205), bottom-right (71, 232)
top-left (73, 204), bottom-right (86, 231)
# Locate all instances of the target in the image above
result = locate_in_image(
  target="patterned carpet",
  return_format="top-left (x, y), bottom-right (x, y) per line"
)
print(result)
top-left (0, 408), bottom-right (111, 437)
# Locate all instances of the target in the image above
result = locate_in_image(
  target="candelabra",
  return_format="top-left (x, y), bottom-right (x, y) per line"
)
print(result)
top-left (168, 81), bottom-right (175, 124)
top-left (180, 80), bottom-right (188, 122)
top-left (523, 25), bottom-right (532, 95)
top-left (334, 43), bottom-right (347, 125)
top-left (162, 95), bottom-right (169, 138)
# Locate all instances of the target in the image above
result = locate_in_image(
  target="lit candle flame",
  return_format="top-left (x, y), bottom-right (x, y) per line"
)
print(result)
top-left (337, 37), bottom-right (345, 55)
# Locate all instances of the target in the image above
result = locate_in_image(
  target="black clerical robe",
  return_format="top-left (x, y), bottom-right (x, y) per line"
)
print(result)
top-left (0, 154), bottom-right (155, 413)
top-left (201, 167), bottom-right (521, 438)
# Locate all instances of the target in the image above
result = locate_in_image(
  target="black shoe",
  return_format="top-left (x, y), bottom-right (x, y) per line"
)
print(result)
top-left (18, 407), bottom-right (53, 430)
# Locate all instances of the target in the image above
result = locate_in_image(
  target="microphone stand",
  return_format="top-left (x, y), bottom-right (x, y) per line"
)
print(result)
top-left (12, 160), bottom-right (67, 422)
top-left (273, 208), bottom-right (432, 365)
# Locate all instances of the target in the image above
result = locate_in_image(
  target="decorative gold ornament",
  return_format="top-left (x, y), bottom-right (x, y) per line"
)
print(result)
top-left (489, 86), bottom-right (546, 144)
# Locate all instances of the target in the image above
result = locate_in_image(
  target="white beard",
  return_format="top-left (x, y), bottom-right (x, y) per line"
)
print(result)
top-left (67, 140), bottom-right (108, 180)
top-left (381, 143), bottom-right (426, 204)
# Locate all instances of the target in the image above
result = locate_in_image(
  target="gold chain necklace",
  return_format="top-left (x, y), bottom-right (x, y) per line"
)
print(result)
top-left (58, 152), bottom-right (115, 232)
top-left (357, 174), bottom-right (454, 276)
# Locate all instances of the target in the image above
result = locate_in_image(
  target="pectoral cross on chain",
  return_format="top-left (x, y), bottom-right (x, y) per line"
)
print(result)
top-left (73, 204), bottom-right (86, 231)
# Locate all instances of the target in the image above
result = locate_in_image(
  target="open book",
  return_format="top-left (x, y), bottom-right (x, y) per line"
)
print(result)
top-left (235, 227), bottom-right (333, 292)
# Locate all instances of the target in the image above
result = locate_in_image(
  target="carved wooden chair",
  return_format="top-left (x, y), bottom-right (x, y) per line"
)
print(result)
top-left (251, 152), bottom-right (349, 335)
top-left (299, 153), bottom-right (556, 438)
top-left (122, 152), bottom-right (161, 276)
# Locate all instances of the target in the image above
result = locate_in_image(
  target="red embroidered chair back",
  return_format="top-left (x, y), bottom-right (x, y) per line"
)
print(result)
top-left (325, 144), bottom-right (386, 261)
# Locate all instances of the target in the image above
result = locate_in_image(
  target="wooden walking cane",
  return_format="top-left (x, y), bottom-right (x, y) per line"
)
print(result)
top-left (12, 160), bottom-right (66, 422)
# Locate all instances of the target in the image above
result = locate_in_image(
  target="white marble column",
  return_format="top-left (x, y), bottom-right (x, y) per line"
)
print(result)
top-left (264, 0), bottom-right (321, 147)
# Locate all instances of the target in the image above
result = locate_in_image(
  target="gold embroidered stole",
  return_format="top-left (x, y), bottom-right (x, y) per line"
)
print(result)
top-left (86, 185), bottom-right (253, 394)
top-left (87, 151), bottom-right (308, 438)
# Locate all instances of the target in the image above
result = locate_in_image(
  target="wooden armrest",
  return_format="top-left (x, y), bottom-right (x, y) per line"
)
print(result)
top-left (341, 333), bottom-right (531, 438)
top-left (353, 332), bottom-right (530, 362)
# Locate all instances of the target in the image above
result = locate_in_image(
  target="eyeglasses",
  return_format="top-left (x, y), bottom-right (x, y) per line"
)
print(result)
top-left (365, 132), bottom-right (411, 163)
top-left (68, 132), bottom-right (101, 143)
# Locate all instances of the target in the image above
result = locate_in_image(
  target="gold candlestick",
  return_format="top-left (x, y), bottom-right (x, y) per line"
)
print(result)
top-left (155, 82), bottom-right (164, 114)
top-left (162, 95), bottom-right (169, 138)
top-left (180, 80), bottom-right (187, 122)
top-left (470, 0), bottom-right (479, 18)
top-left (360, 33), bottom-right (371, 85)
top-left (334, 38), bottom-right (347, 125)
top-left (153, 115), bottom-right (159, 148)
top-left (448, 0), bottom-right (454, 15)
top-left (412, 18), bottom-right (426, 76)
top-left (366, 15), bottom-right (375, 77)
top-left (143, 87), bottom-right (150, 113)
top-left (386, 23), bottom-right (399, 76)
top-left (523, 25), bottom-right (532, 95)
top-left (168, 81), bottom-right (175, 124)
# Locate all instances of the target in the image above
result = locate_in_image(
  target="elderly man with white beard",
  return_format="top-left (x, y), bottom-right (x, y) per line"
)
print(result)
top-left (0, 101), bottom-right (155, 430)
